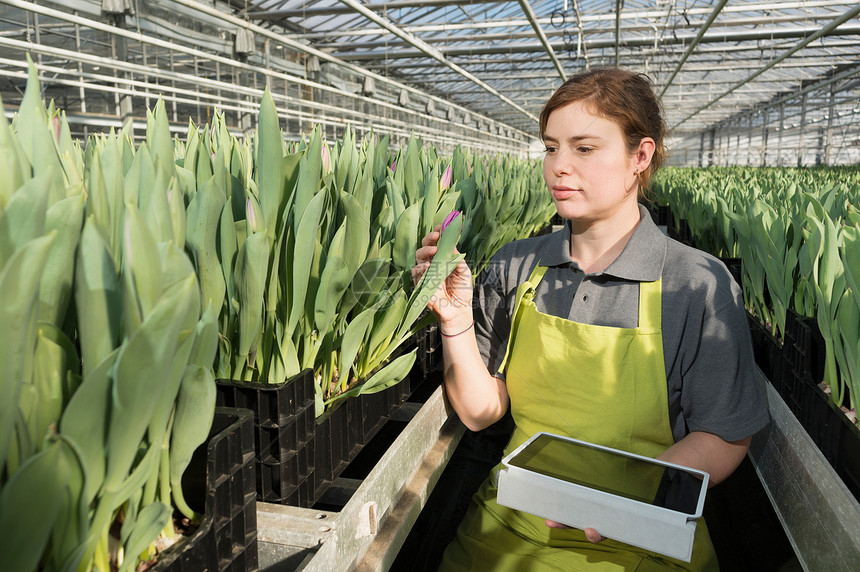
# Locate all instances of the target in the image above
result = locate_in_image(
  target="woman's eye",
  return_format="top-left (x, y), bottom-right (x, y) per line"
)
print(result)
top-left (577, 146), bottom-right (593, 154)
top-left (544, 146), bottom-right (557, 154)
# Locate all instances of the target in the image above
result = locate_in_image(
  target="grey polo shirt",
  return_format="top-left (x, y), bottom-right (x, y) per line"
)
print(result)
top-left (473, 205), bottom-right (770, 443)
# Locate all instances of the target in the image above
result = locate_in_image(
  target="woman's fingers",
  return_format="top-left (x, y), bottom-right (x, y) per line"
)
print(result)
top-left (421, 230), bottom-right (440, 247)
top-left (584, 528), bottom-right (604, 543)
top-left (544, 521), bottom-right (605, 543)
top-left (410, 261), bottom-right (430, 285)
top-left (415, 245), bottom-right (437, 264)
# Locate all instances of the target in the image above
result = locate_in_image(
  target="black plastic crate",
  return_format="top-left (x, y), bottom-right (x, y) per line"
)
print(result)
top-left (747, 312), bottom-right (785, 381)
top-left (154, 407), bottom-right (257, 572)
top-left (216, 370), bottom-right (315, 489)
top-left (838, 418), bottom-right (860, 500)
top-left (217, 343), bottom-right (429, 508)
top-left (254, 408), bottom-right (314, 464)
top-left (217, 369), bottom-right (315, 428)
top-left (718, 257), bottom-right (743, 289)
top-left (257, 444), bottom-right (314, 503)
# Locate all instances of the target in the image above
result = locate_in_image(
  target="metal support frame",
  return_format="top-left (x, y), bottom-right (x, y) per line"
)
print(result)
top-left (672, 2), bottom-right (860, 129)
top-left (245, 0), bottom-right (492, 20)
top-left (0, 1), bottom-right (528, 153)
top-left (735, 120), bottom-right (742, 166)
top-left (614, 0), bottom-right (622, 67)
top-left (331, 23), bottom-right (860, 60)
top-left (334, 0), bottom-right (538, 123)
top-left (659, 0), bottom-right (728, 98)
top-left (0, 46), bottom-right (516, 154)
top-left (517, 0), bottom-right (564, 81)
top-left (19, 0), bottom-right (524, 140)
top-left (824, 82), bottom-right (836, 165)
top-left (568, 0), bottom-right (590, 69)
top-left (747, 112), bottom-right (755, 167)
top-left (777, 103), bottom-right (785, 167)
top-left (707, 128), bottom-right (715, 167)
top-left (797, 91), bottom-right (807, 167)
top-left (669, 63), bottom-right (860, 167)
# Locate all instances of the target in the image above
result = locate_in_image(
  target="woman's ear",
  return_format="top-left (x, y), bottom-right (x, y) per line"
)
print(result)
top-left (634, 137), bottom-right (656, 172)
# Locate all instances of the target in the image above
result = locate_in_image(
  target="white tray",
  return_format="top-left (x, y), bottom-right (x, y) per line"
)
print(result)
top-left (496, 432), bottom-right (709, 562)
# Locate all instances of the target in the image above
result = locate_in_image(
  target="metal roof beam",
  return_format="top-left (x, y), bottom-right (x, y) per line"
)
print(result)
top-left (332, 23), bottom-right (860, 59)
top-left (516, 0), bottom-right (564, 81)
top-left (710, 65), bottom-right (860, 128)
top-left (293, 1), bottom-right (851, 38)
top-left (245, 0), bottom-right (497, 20)
top-left (334, 0), bottom-right (538, 122)
top-left (659, 0), bottom-right (727, 97)
top-left (7, 0), bottom-right (524, 135)
top-left (673, 3), bottom-right (860, 129)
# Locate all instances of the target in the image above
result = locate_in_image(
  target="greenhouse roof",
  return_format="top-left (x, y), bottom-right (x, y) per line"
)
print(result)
top-left (0, 0), bottom-right (857, 159)
top-left (240, 0), bottom-right (860, 138)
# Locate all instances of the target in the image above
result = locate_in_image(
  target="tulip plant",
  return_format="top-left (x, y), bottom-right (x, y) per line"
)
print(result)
top-left (653, 166), bottom-right (860, 413)
top-left (1, 59), bottom-right (218, 572)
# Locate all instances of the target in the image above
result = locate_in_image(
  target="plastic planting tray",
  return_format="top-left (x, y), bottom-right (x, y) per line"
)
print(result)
top-left (154, 407), bottom-right (257, 572)
top-left (216, 329), bottom-right (441, 508)
top-left (217, 370), bottom-right (316, 504)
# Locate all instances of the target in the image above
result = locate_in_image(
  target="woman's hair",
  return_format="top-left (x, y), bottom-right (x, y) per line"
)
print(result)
top-left (539, 67), bottom-right (667, 195)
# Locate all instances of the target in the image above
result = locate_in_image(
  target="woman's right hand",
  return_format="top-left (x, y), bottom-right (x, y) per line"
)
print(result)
top-left (411, 225), bottom-right (474, 330)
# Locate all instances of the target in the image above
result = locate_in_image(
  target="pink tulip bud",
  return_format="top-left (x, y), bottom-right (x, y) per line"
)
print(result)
top-left (440, 165), bottom-right (452, 191)
top-left (466, 161), bottom-right (472, 176)
top-left (246, 198), bottom-right (258, 233)
top-left (321, 144), bottom-right (332, 173)
top-left (53, 116), bottom-right (61, 142)
top-left (390, 160), bottom-right (396, 172)
top-left (441, 211), bottom-right (460, 233)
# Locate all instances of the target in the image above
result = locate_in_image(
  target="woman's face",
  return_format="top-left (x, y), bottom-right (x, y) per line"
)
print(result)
top-left (543, 101), bottom-right (649, 224)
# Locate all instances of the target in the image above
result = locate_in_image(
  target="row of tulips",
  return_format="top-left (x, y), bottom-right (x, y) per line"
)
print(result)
top-left (0, 58), bottom-right (553, 571)
top-left (197, 87), bottom-right (553, 408)
top-left (652, 166), bottom-right (860, 412)
top-left (0, 58), bottom-right (220, 572)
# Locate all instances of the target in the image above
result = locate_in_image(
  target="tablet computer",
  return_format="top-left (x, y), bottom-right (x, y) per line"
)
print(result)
top-left (496, 432), bottom-right (709, 562)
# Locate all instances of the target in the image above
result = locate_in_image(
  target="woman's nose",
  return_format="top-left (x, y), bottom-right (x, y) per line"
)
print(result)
top-left (552, 148), bottom-right (573, 176)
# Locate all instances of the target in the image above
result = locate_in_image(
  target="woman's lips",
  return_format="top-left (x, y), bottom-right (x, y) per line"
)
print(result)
top-left (552, 186), bottom-right (581, 200)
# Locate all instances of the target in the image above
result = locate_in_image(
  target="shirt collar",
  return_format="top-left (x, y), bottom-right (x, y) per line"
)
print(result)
top-left (534, 204), bottom-right (667, 282)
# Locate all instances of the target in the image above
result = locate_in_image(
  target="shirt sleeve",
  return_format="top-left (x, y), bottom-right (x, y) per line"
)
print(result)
top-left (676, 289), bottom-right (771, 442)
top-left (474, 254), bottom-right (515, 380)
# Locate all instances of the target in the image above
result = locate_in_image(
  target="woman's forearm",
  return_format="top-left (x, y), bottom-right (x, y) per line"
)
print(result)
top-left (657, 431), bottom-right (751, 487)
top-left (440, 325), bottom-right (509, 432)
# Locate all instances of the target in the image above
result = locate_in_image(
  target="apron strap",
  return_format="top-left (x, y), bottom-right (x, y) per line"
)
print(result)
top-left (498, 264), bottom-right (548, 375)
top-left (637, 278), bottom-right (662, 334)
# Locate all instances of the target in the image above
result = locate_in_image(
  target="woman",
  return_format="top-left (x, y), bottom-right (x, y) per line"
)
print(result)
top-left (412, 68), bottom-right (770, 571)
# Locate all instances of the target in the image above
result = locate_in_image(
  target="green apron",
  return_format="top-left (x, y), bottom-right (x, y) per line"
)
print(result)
top-left (439, 265), bottom-right (718, 571)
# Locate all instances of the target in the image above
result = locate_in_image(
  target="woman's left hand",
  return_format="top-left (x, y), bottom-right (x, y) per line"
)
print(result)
top-left (545, 520), bottom-right (605, 543)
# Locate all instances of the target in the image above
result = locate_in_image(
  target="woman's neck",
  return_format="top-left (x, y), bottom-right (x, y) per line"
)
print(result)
top-left (568, 202), bottom-right (642, 274)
